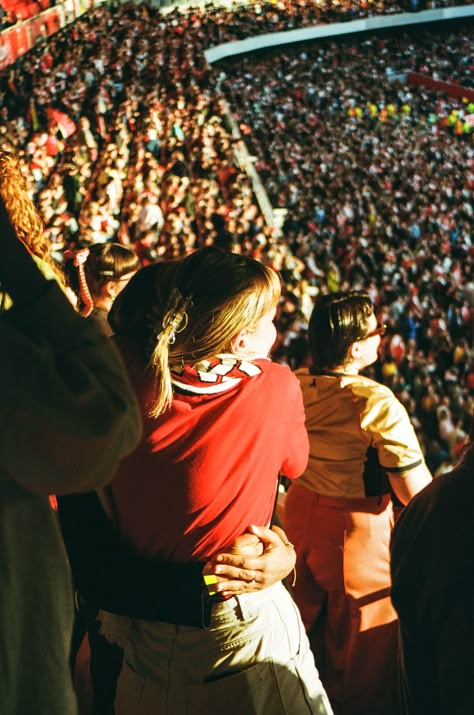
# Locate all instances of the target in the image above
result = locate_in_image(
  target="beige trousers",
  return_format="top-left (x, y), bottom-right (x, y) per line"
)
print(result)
top-left (114, 582), bottom-right (333, 715)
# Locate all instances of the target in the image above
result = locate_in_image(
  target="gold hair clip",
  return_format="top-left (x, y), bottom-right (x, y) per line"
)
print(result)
top-left (160, 291), bottom-right (193, 345)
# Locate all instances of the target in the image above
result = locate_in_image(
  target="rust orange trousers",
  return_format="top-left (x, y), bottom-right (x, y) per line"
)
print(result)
top-left (284, 485), bottom-right (399, 715)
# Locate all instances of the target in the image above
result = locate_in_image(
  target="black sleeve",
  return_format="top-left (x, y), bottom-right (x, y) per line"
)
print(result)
top-left (57, 493), bottom-right (209, 628)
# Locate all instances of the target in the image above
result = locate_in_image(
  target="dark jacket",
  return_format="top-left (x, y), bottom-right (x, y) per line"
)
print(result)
top-left (0, 277), bottom-right (141, 715)
top-left (391, 444), bottom-right (474, 715)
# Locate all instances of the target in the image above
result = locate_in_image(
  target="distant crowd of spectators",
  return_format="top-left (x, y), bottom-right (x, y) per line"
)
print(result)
top-left (0, 0), bottom-right (405, 34)
top-left (0, 0), bottom-right (469, 34)
top-left (218, 28), bottom-right (474, 473)
top-left (0, 1), bottom-right (472, 471)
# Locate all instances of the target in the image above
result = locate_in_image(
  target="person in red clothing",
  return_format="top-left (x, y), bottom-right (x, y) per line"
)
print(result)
top-left (103, 246), bottom-right (333, 715)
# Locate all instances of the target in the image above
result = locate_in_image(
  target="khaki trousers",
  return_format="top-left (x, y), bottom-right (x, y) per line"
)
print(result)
top-left (114, 582), bottom-right (333, 715)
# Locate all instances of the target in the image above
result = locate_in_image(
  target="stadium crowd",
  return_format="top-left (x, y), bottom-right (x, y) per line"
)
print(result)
top-left (217, 27), bottom-right (474, 473)
top-left (0, 2), bottom-right (472, 472)
top-left (0, 0), bottom-right (404, 34)
top-left (1, 2), bottom-right (474, 714)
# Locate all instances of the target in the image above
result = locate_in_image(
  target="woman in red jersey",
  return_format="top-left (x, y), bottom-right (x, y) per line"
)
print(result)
top-left (104, 246), bottom-right (333, 715)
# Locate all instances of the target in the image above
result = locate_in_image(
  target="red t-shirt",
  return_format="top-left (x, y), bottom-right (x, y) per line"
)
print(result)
top-left (109, 340), bottom-right (308, 562)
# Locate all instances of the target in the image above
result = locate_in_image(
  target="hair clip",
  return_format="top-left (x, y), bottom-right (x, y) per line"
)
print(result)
top-left (161, 307), bottom-right (189, 344)
top-left (150, 289), bottom-right (192, 348)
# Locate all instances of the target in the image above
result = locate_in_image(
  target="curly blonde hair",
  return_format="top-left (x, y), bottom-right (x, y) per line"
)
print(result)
top-left (0, 151), bottom-right (65, 285)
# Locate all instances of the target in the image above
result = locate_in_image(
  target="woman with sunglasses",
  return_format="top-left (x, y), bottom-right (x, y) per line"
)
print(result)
top-left (284, 290), bottom-right (432, 715)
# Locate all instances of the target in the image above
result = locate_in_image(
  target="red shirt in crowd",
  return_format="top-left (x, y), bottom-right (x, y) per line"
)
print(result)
top-left (109, 340), bottom-right (308, 562)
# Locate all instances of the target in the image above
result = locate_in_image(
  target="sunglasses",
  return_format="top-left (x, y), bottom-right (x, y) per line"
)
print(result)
top-left (358, 322), bottom-right (387, 340)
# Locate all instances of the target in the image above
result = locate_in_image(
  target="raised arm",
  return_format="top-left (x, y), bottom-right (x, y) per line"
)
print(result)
top-left (0, 196), bottom-right (142, 494)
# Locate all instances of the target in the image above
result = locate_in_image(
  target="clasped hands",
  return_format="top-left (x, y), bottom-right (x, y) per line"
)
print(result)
top-left (203, 525), bottom-right (296, 598)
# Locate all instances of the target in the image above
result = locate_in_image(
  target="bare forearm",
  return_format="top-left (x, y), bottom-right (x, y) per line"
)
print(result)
top-left (389, 463), bottom-right (432, 505)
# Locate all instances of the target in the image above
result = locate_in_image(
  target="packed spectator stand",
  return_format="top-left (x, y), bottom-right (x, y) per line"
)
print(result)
top-left (0, 0), bottom-right (473, 475)
top-left (217, 24), bottom-right (474, 468)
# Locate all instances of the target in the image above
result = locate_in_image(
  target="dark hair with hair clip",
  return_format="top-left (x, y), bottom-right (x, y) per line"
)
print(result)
top-left (84, 243), bottom-right (140, 297)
